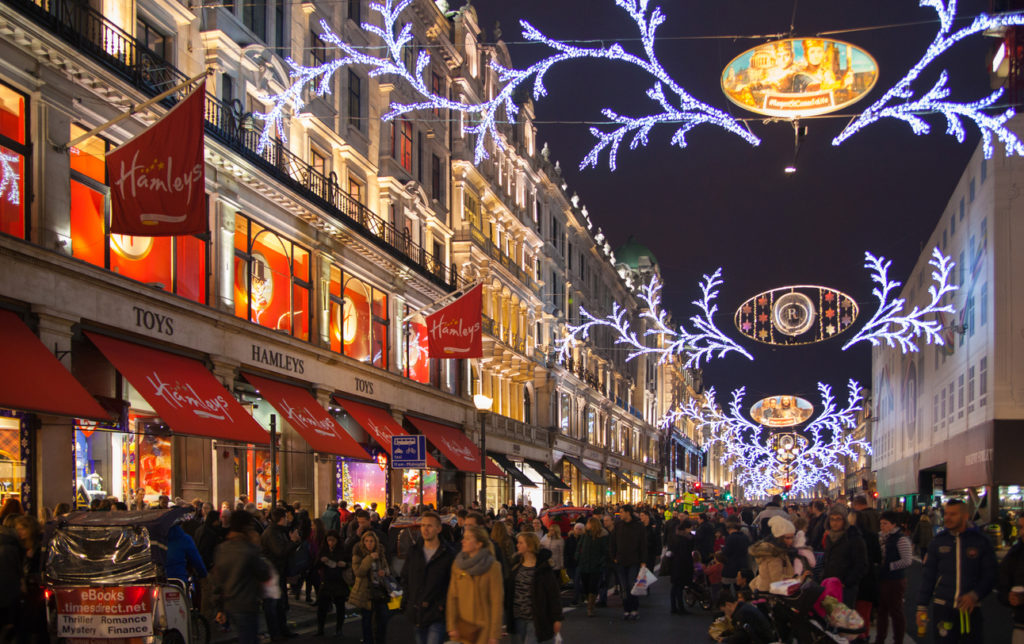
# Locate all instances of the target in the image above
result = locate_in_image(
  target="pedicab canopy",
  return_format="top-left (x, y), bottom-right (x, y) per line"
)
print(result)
top-left (44, 506), bottom-right (191, 585)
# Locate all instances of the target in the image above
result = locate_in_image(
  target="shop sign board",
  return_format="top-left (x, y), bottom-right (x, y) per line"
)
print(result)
top-left (55, 586), bottom-right (154, 638)
top-left (391, 434), bottom-right (426, 469)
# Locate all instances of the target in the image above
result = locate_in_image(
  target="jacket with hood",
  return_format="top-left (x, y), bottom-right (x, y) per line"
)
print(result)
top-left (402, 538), bottom-right (456, 627)
top-left (748, 539), bottom-right (795, 593)
top-left (211, 535), bottom-right (272, 615)
top-left (821, 525), bottom-right (869, 591)
top-left (917, 525), bottom-right (997, 609)
top-left (505, 550), bottom-right (564, 642)
top-left (576, 528), bottom-right (611, 574)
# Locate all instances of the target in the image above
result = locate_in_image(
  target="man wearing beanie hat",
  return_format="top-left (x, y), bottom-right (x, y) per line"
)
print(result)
top-left (821, 504), bottom-right (869, 609)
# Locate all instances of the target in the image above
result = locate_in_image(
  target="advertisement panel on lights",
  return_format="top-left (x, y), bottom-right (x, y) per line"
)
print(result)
top-left (750, 396), bottom-right (815, 428)
top-left (721, 38), bottom-right (878, 118)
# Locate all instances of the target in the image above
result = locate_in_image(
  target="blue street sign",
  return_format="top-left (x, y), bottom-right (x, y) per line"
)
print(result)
top-left (391, 435), bottom-right (426, 469)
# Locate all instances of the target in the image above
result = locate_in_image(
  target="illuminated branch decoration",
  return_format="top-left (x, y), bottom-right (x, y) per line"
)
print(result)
top-left (833, 0), bottom-right (1024, 158)
top-left (256, 0), bottom-right (759, 169)
top-left (558, 272), bottom-right (754, 370)
top-left (670, 380), bottom-right (870, 497)
top-left (843, 247), bottom-right (957, 352)
top-left (0, 151), bottom-right (20, 206)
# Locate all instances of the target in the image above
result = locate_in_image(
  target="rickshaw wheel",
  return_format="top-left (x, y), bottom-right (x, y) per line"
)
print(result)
top-left (161, 629), bottom-right (186, 644)
top-left (190, 611), bottom-right (211, 644)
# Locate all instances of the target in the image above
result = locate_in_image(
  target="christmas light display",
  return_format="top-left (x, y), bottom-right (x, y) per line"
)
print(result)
top-left (0, 151), bottom-right (20, 206)
top-left (558, 270), bottom-right (754, 370)
top-left (842, 247), bottom-right (957, 352)
top-left (833, 0), bottom-right (1024, 158)
top-left (257, 0), bottom-right (759, 169)
top-left (669, 380), bottom-right (870, 497)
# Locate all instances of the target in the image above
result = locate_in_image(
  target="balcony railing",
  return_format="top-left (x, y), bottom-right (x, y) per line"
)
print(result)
top-left (487, 415), bottom-right (551, 447)
top-left (9, 0), bottom-right (457, 290)
top-left (453, 229), bottom-right (536, 290)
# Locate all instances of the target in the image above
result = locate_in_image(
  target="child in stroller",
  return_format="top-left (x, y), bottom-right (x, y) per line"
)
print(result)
top-left (759, 578), bottom-right (864, 643)
top-left (684, 552), bottom-right (714, 611)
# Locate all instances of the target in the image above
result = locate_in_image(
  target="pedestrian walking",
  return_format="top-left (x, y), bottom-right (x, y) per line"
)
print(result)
top-left (722, 518), bottom-right (751, 592)
top-left (315, 530), bottom-right (350, 636)
top-left (876, 510), bottom-right (913, 644)
top-left (576, 516), bottom-right (611, 617)
top-left (506, 531), bottom-right (563, 644)
top-left (821, 505), bottom-right (869, 609)
top-left (212, 511), bottom-right (272, 644)
top-left (260, 507), bottom-right (300, 638)
top-left (997, 512), bottom-right (1024, 644)
top-left (539, 524), bottom-right (565, 575)
top-left (402, 511), bottom-right (456, 644)
top-left (665, 519), bottom-right (695, 614)
top-left (913, 512), bottom-right (934, 558)
top-left (916, 499), bottom-right (997, 643)
top-left (611, 505), bottom-right (648, 621)
top-left (447, 525), bottom-right (504, 644)
top-left (350, 530), bottom-right (391, 644)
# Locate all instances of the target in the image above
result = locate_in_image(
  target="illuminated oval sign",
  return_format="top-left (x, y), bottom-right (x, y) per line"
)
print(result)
top-left (721, 38), bottom-right (879, 118)
top-left (734, 285), bottom-right (858, 346)
top-left (751, 396), bottom-right (815, 428)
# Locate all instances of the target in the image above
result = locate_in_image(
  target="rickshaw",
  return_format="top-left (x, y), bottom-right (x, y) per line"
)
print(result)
top-left (539, 506), bottom-right (593, 535)
top-left (43, 507), bottom-right (209, 644)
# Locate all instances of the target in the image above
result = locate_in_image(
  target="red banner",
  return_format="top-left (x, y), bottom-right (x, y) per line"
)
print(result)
top-left (107, 81), bottom-right (207, 236)
top-left (427, 284), bottom-right (483, 358)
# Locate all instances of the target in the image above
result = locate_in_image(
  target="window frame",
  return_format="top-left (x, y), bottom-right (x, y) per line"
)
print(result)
top-left (347, 70), bottom-right (362, 130)
top-left (329, 265), bottom-right (390, 369)
top-left (0, 80), bottom-right (30, 240)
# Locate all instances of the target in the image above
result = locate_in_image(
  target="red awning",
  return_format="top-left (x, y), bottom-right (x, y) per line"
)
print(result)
top-left (86, 332), bottom-right (268, 444)
top-left (241, 373), bottom-right (370, 459)
top-left (334, 397), bottom-right (441, 469)
top-left (0, 311), bottom-right (108, 420)
top-left (405, 416), bottom-right (504, 476)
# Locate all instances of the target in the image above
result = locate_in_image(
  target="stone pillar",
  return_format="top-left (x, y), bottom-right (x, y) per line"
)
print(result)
top-left (209, 355), bottom-right (240, 507)
top-left (40, 103), bottom-right (72, 253)
top-left (214, 195), bottom-right (237, 314)
top-left (313, 386), bottom-right (337, 510)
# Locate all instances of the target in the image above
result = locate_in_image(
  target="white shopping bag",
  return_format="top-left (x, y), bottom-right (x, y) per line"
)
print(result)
top-left (642, 566), bottom-right (658, 586)
top-left (630, 580), bottom-right (648, 597)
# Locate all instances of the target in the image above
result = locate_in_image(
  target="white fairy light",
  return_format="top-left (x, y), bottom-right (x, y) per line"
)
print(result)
top-left (257, 0), bottom-right (759, 169)
top-left (558, 272), bottom-right (754, 370)
top-left (0, 151), bottom-right (21, 206)
top-left (833, 0), bottom-right (1024, 158)
top-left (842, 247), bottom-right (958, 353)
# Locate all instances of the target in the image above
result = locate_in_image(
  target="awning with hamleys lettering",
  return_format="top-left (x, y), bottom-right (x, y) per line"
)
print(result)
top-left (241, 373), bottom-right (370, 459)
top-left (333, 397), bottom-right (441, 469)
top-left (85, 332), bottom-right (268, 444)
top-left (405, 416), bottom-right (504, 476)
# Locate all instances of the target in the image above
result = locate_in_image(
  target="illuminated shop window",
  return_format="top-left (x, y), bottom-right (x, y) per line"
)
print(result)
top-left (403, 311), bottom-right (431, 384)
top-left (69, 125), bottom-right (207, 303)
top-left (234, 214), bottom-right (310, 340)
top-left (0, 82), bottom-right (27, 239)
top-left (328, 265), bottom-right (389, 368)
top-left (391, 118), bottom-right (413, 173)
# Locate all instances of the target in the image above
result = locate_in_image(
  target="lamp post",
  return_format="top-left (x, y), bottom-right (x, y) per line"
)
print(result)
top-left (474, 393), bottom-right (493, 511)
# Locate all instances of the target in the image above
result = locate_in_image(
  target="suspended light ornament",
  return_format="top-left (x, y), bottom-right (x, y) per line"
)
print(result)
top-left (0, 151), bottom-right (20, 206)
top-left (833, 0), bottom-right (1024, 158)
top-left (668, 380), bottom-right (871, 497)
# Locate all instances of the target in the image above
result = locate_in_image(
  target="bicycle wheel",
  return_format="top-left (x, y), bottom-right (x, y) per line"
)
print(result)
top-left (189, 611), bottom-right (211, 644)
top-left (683, 588), bottom-right (698, 608)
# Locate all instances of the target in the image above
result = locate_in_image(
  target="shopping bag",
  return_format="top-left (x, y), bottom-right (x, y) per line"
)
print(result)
top-left (262, 565), bottom-right (281, 599)
top-left (630, 580), bottom-right (648, 597)
top-left (642, 567), bottom-right (657, 586)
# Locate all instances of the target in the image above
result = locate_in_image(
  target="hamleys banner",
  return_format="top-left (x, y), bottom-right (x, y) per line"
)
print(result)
top-left (427, 284), bottom-right (483, 358)
top-left (107, 80), bottom-right (207, 236)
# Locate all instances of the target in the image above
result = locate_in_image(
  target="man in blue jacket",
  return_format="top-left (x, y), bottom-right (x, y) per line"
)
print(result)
top-left (916, 499), bottom-right (997, 643)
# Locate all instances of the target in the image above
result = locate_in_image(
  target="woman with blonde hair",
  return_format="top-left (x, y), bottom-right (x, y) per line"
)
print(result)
top-left (506, 531), bottom-right (563, 643)
top-left (349, 530), bottom-right (391, 644)
top-left (539, 523), bottom-right (565, 574)
top-left (447, 525), bottom-right (503, 644)
top-left (576, 516), bottom-right (611, 616)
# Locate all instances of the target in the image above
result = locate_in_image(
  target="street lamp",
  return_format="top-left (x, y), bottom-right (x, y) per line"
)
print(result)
top-left (474, 394), bottom-right (493, 511)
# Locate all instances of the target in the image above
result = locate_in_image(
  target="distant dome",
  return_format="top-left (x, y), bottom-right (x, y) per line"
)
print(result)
top-left (615, 236), bottom-right (658, 271)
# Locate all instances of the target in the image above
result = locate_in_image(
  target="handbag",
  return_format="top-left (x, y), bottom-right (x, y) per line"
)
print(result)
top-left (560, 568), bottom-right (570, 585)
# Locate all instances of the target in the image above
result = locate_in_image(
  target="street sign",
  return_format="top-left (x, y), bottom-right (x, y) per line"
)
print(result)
top-left (391, 435), bottom-right (427, 469)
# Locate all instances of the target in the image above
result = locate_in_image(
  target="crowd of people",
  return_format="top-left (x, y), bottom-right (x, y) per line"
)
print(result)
top-left (0, 491), bottom-right (1022, 644)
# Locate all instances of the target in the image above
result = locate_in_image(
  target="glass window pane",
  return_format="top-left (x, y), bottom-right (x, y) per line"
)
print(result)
top-left (329, 299), bottom-right (343, 353)
top-left (343, 276), bottom-right (372, 361)
top-left (372, 289), bottom-right (387, 319)
top-left (110, 235), bottom-right (173, 293)
top-left (372, 320), bottom-right (388, 368)
top-left (176, 235), bottom-right (206, 304)
top-left (249, 229), bottom-right (291, 331)
top-left (69, 125), bottom-right (106, 183)
top-left (291, 283), bottom-right (309, 340)
top-left (70, 180), bottom-right (106, 267)
top-left (0, 85), bottom-right (25, 144)
top-left (406, 316), bottom-right (429, 383)
top-left (233, 255), bottom-right (249, 320)
top-left (0, 148), bottom-right (24, 238)
top-left (293, 244), bottom-right (310, 282)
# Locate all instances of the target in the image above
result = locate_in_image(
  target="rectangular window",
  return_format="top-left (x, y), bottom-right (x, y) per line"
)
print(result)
top-left (940, 388), bottom-right (946, 425)
top-left (969, 177), bottom-right (976, 202)
top-left (0, 81), bottom-right (28, 238)
top-left (948, 383), bottom-right (955, 423)
top-left (958, 374), bottom-right (964, 418)
top-left (463, 191), bottom-right (479, 227)
top-left (981, 282), bottom-right (988, 326)
top-left (403, 304), bottom-right (431, 384)
top-left (431, 154), bottom-right (442, 202)
top-left (70, 125), bottom-right (207, 304)
top-left (328, 266), bottom-right (388, 368)
top-left (394, 119), bottom-right (413, 172)
top-left (942, 229), bottom-right (947, 250)
top-left (348, 175), bottom-right (364, 205)
top-left (311, 30), bottom-right (329, 66)
top-left (981, 217), bottom-right (988, 241)
top-left (934, 394), bottom-right (939, 429)
top-left (968, 295), bottom-right (976, 337)
top-left (981, 157), bottom-right (987, 183)
top-left (347, 71), bottom-right (362, 130)
top-left (431, 72), bottom-right (444, 117)
top-left (951, 214), bottom-right (956, 237)
top-left (959, 197), bottom-right (965, 221)
top-left (417, 132), bottom-right (424, 183)
top-left (979, 357), bottom-right (988, 405)
top-left (348, 0), bottom-right (360, 22)
top-left (968, 365), bottom-right (976, 412)
top-left (221, 74), bottom-right (234, 105)
top-left (233, 214), bottom-right (310, 340)
top-left (274, 0), bottom-right (285, 59)
top-left (136, 18), bottom-right (169, 60)
top-left (310, 147), bottom-right (327, 177)
top-left (559, 393), bottom-right (570, 434)
top-left (243, 0), bottom-right (267, 40)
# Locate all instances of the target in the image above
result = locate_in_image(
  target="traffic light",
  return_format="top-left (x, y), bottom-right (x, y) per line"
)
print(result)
top-left (694, 481), bottom-right (702, 492)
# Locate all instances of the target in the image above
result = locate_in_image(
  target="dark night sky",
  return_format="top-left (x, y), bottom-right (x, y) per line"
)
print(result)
top-left (472, 0), bottom-right (995, 406)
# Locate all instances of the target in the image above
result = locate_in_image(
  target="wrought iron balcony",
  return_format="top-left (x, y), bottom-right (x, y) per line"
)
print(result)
top-left (9, 0), bottom-right (457, 290)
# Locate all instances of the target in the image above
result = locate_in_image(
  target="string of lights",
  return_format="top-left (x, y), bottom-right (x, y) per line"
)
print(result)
top-left (0, 152), bottom-right (21, 207)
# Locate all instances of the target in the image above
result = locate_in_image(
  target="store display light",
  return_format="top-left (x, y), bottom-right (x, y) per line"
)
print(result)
top-left (0, 151), bottom-right (20, 206)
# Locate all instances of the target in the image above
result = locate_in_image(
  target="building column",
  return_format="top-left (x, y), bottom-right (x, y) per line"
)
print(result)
top-left (313, 385), bottom-right (337, 513)
top-left (209, 355), bottom-right (240, 508)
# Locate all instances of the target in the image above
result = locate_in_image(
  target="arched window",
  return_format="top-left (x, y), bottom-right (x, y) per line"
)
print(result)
top-left (328, 266), bottom-right (389, 368)
top-left (234, 216), bottom-right (310, 340)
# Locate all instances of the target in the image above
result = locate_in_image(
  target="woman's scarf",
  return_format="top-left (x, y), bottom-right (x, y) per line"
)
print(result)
top-left (455, 548), bottom-right (496, 576)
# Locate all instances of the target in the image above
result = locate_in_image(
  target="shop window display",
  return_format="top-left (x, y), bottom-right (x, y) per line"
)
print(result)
top-left (402, 469), bottom-right (437, 507)
top-left (337, 456), bottom-right (387, 509)
top-left (328, 266), bottom-right (389, 368)
top-left (403, 312), bottom-right (430, 384)
top-left (68, 125), bottom-right (207, 304)
top-left (234, 215), bottom-right (310, 340)
top-left (73, 412), bottom-right (172, 507)
top-left (0, 82), bottom-right (27, 238)
top-left (0, 414), bottom-right (26, 506)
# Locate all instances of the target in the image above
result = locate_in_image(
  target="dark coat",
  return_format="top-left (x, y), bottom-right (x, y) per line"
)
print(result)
top-left (212, 536), bottom-right (272, 615)
top-left (722, 530), bottom-right (752, 579)
top-left (195, 521), bottom-right (225, 569)
top-left (725, 601), bottom-right (776, 644)
top-left (821, 525), bottom-right (869, 591)
top-left (576, 531), bottom-right (611, 574)
top-left (917, 525), bottom-right (997, 608)
top-left (695, 520), bottom-right (716, 559)
top-left (402, 540), bottom-right (456, 627)
top-left (261, 523), bottom-right (299, 576)
top-left (806, 513), bottom-right (827, 551)
top-left (645, 523), bottom-right (662, 570)
top-left (505, 550), bottom-right (563, 642)
top-left (997, 538), bottom-right (1024, 628)
top-left (611, 516), bottom-right (647, 567)
top-left (563, 533), bottom-right (580, 570)
top-left (317, 541), bottom-right (350, 594)
top-left (665, 532), bottom-right (695, 585)
top-left (0, 528), bottom-right (23, 609)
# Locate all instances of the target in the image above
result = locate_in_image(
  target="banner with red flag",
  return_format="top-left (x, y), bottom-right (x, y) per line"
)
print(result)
top-left (427, 284), bottom-right (483, 358)
top-left (107, 80), bottom-right (207, 236)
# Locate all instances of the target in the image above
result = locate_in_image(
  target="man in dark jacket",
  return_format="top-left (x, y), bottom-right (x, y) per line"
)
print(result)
top-left (321, 501), bottom-right (341, 533)
top-left (261, 507), bottom-right (300, 638)
top-left (722, 518), bottom-right (751, 592)
top-left (820, 505), bottom-right (869, 609)
top-left (721, 589), bottom-right (776, 644)
top-left (997, 513), bottom-right (1024, 643)
top-left (916, 499), bottom-right (998, 644)
top-left (806, 500), bottom-right (827, 551)
top-left (611, 505), bottom-right (648, 621)
top-left (402, 512), bottom-right (455, 644)
top-left (666, 520), bottom-right (695, 614)
top-left (695, 513), bottom-right (716, 562)
top-left (213, 511), bottom-right (272, 644)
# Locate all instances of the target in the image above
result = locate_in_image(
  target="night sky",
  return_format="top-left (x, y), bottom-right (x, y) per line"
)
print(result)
top-left (472, 0), bottom-right (995, 407)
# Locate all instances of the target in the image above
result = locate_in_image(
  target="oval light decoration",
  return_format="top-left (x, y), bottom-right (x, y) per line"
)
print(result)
top-left (751, 396), bottom-right (815, 428)
top-left (734, 285), bottom-right (859, 346)
top-left (721, 38), bottom-right (879, 118)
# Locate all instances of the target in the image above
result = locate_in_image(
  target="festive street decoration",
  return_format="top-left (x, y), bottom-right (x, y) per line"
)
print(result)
top-left (668, 380), bottom-right (870, 497)
top-left (0, 151), bottom-right (21, 206)
top-left (735, 285), bottom-right (859, 346)
top-left (750, 394), bottom-right (815, 428)
top-left (842, 247), bottom-right (957, 352)
top-left (257, 0), bottom-right (759, 170)
top-left (558, 270), bottom-right (754, 370)
top-left (833, 0), bottom-right (1024, 158)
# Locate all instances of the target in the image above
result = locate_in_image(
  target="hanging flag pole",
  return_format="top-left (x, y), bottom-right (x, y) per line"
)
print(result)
top-left (401, 279), bottom-right (482, 323)
top-left (64, 68), bottom-right (212, 151)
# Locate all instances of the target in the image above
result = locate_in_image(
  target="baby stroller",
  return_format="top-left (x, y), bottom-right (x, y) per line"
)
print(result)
top-left (759, 579), bottom-right (864, 643)
top-left (683, 559), bottom-right (713, 611)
